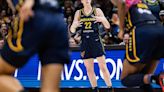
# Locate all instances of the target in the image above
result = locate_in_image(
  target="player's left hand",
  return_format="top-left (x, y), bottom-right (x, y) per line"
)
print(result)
top-left (93, 16), bottom-right (104, 23)
top-left (19, 0), bottom-right (34, 21)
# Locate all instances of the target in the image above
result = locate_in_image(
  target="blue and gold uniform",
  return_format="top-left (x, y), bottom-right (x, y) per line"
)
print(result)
top-left (125, 3), bottom-right (164, 63)
top-left (80, 8), bottom-right (105, 59)
top-left (1, 0), bottom-right (69, 68)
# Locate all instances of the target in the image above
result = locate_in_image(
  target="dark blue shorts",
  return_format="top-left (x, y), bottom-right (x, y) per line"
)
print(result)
top-left (1, 10), bottom-right (70, 68)
top-left (126, 22), bottom-right (164, 64)
top-left (81, 35), bottom-right (105, 59)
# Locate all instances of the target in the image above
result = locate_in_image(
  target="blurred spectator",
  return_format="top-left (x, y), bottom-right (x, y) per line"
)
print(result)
top-left (64, 0), bottom-right (74, 9)
top-left (95, 0), bottom-right (113, 19)
top-left (67, 16), bottom-right (73, 29)
top-left (65, 7), bottom-right (74, 18)
top-left (119, 33), bottom-right (129, 45)
top-left (102, 33), bottom-right (113, 45)
top-left (0, 22), bottom-right (7, 50)
top-left (159, 0), bottom-right (164, 9)
top-left (74, 0), bottom-right (82, 10)
top-left (0, 23), bottom-right (8, 38)
top-left (64, 0), bottom-right (75, 19)
top-left (0, 0), bottom-right (8, 12)
top-left (159, 10), bottom-right (164, 25)
top-left (110, 13), bottom-right (121, 44)
top-left (142, 0), bottom-right (161, 19)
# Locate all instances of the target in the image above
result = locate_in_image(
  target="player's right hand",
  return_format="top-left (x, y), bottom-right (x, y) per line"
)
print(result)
top-left (74, 21), bottom-right (83, 28)
top-left (19, 0), bottom-right (34, 21)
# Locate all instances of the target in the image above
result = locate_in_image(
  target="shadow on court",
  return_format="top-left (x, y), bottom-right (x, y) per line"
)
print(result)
top-left (28, 88), bottom-right (162, 92)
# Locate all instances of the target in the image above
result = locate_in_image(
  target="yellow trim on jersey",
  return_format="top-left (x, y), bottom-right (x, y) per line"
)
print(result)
top-left (80, 18), bottom-right (96, 22)
top-left (93, 8), bottom-right (97, 16)
top-left (137, 3), bottom-right (148, 9)
top-left (82, 8), bottom-right (94, 16)
top-left (126, 27), bottom-right (140, 62)
top-left (79, 9), bottom-right (82, 21)
top-left (7, 18), bottom-right (24, 52)
top-left (128, 12), bottom-right (133, 27)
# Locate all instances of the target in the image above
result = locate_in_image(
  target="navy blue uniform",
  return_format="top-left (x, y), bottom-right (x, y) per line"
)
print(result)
top-left (79, 8), bottom-right (105, 59)
top-left (1, 0), bottom-right (69, 68)
top-left (125, 3), bottom-right (164, 63)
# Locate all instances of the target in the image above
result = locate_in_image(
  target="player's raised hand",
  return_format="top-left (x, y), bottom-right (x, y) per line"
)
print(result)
top-left (19, 0), bottom-right (34, 21)
top-left (93, 16), bottom-right (104, 23)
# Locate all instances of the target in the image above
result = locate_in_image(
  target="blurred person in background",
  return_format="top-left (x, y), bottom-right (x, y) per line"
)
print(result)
top-left (110, 12), bottom-right (121, 44)
top-left (159, 0), bottom-right (164, 9)
top-left (159, 10), bottom-right (164, 25)
top-left (0, 23), bottom-right (8, 38)
top-left (70, 0), bottom-right (113, 92)
top-left (65, 7), bottom-right (74, 19)
top-left (64, 0), bottom-right (75, 19)
top-left (0, 23), bottom-right (6, 50)
top-left (142, 0), bottom-right (161, 19)
top-left (95, 0), bottom-right (113, 19)
top-left (119, 33), bottom-right (129, 45)
top-left (111, 0), bottom-right (164, 92)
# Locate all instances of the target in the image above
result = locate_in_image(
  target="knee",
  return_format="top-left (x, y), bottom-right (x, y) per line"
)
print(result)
top-left (85, 66), bottom-right (94, 74)
top-left (0, 58), bottom-right (16, 75)
top-left (121, 74), bottom-right (145, 87)
top-left (98, 62), bottom-right (107, 72)
top-left (0, 65), bottom-right (16, 75)
top-left (121, 77), bottom-right (131, 87)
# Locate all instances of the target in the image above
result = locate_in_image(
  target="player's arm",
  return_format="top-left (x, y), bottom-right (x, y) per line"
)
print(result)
top-left (70, 10), bottom-right (81, 33)
top-left (111, 0), bottom-right (126, 39)
top-left (6, 0), bottom-right (16, 14)
top-left (19, 0), bottom-right (34, 21)
top-left (95, 8), bottom-right (110, 29)
top-left (117, 0), bottom-right (126, 31)
top-left (117, 0), bottom-right (126, 39)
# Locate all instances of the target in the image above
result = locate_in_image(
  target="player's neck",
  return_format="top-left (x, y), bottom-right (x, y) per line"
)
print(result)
top-left (83, 5), bottom-right (92, 12)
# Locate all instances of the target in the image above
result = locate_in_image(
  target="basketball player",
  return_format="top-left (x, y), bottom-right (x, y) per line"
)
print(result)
top-left (70, 0), bottom-right (113, 92)
top-left (111, 0), bottom-right (164, 92)
top-left (0, 0), bottom-right (69, 92)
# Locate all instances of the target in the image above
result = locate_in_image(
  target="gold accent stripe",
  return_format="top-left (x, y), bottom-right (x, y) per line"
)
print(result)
top-left (128, 12), bottom-right (133, 27)
top-left (79, 9), bottom-right (82, 20)
top-left (7, 19), bottom-right (24, 52)
top-left (82, 8), bottom-right (94, 16)
top-left (93, 8), bottom-right (97, 16)
top-left (126, 27), bottom-right (140, 62)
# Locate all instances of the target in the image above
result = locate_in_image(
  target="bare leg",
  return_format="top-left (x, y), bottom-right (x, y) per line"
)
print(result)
top-left (40, 63), bottom-right (63, 92)
top-left (83, 58), bottom-right (97, 87)
top-left (121, 59), bottom-right (145, 80)
top-left (121, 59), bottom-right (160, 92)
top-left (97, 55), bottom-right (112, 87)
top-left (143, 60), bottom-right (159, 84)
top-left (0, 57), bottom-right (24, 92)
